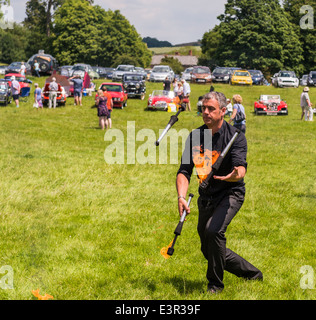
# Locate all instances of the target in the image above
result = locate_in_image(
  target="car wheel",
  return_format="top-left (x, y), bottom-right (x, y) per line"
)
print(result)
top-left (40, 63), bottom-right (49, 73)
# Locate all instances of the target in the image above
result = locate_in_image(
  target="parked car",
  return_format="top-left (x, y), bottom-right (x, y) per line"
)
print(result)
top-left (5, 62), bottom-right (31, 75)
top-left (181, 67), bottom-right (194, 81)
top-left (150, 65), bottom-right (174, 82)
top-left (211, 67), bottom-right (231, 83)
top-left (4, 73), bottom-right (32, 90)
top-left (27, 50), bottom-right (58, 75)
top-left (58, 65), bottom-right (73, 77)
top-left (0, 80), bottom-right (11, 106)
top-left (230, 70), bottom-right (253, 85)
top-left (92, 67), bottom-right (115, 79)
top-left (97, 82), bottom-right (128, 109)
top-left (300, 74), bottom-right (308, 86)
top-left (122, 73), bottom-right (146, 100)
top-left (191, 66), bottom-right (212, 84)
top-left (42, 82), bottom-right (67, 106)
top-left (134, 67), bottom-right (147, 80)
top-left (70, 64), bottom-right (100, 79)
top-left (273, 70), bottom-right (299, 88)
top-left (248, 70), bottom-right (264, 85)
top-left (0, 66), bottom-right (7, 75)
top-left (307, 71), bottom-right (316, 87)
top-left (254, 94), bottom-right (288, 115)
top-left (112, 65), bottom-right (135, 82)
top-left (147, 90), bottom-right (178, 111)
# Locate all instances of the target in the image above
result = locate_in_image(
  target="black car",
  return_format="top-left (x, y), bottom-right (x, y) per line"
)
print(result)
top-left (307, 71), bottom-right (316, 87)
top-left (0, 80), bottom-right (11, 106)
top-left (5, 62), bottom-right (32, 75)
top-left (27, 50), bottom-right (58, 76)
top-left (122, 73), bottom-right (146, 99)
top-left (211, 67), bottom-right (231, 83)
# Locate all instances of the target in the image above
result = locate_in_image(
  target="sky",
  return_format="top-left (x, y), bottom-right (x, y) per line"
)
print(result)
top-left (9, 0), bottom-right (227, 45)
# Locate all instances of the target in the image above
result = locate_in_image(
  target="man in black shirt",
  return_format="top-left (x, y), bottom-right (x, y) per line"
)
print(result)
top-left (163, 76), bottom-right (171, 91)
top-left (176, 92), bottom-right (262, 293)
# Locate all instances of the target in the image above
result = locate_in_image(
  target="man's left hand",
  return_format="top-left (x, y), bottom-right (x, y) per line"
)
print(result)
top-left (213, 166), bottom-right (246, 182)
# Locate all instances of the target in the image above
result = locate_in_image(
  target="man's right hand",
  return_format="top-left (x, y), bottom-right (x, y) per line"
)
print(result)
top-left (178, 197), bottom-right (190, 218)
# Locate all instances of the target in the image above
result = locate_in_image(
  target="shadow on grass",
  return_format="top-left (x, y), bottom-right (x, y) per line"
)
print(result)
top-left (163, 276), bottom-right (205, 295)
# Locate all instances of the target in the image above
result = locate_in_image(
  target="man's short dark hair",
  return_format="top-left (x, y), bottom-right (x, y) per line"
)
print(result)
top-left (203, 92), bottom-right (227, 110)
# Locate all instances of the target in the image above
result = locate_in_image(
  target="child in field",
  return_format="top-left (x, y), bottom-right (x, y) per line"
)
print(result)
top-left (34, 83), bottom-right (43, 109)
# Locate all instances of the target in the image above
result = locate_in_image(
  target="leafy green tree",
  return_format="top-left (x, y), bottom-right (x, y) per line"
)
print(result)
top-left (202, 0), bottom-right (304, 76)
top-left (52, 1), bottom-right (152, 67)
top-left (283, 0), bottom-right (316, 73)
top-left (160, 56), bottom-right (184, 74)
top-left (0, 23), bottom-right (28, 64)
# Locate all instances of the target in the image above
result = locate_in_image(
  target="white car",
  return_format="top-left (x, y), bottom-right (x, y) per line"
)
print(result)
top-left (273, 70), bottom-right (299, 88)
top-left (181, 67), bottom-right (193, 81)
top-left (150, 65), bottom-right (174, 82)
top-left (112, 65), bottom-right (135, 82)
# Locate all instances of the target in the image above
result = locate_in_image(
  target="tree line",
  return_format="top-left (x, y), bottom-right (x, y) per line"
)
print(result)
top-left (200, 0), bottom-right (316, 77)
top-left (0, 0), bottom-right (315, 75)
top-left (0, 0), bottom-right (152, 68)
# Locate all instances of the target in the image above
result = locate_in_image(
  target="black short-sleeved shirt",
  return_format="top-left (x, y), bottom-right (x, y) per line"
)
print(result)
top-left (177, 120), bottom-right (247, 197)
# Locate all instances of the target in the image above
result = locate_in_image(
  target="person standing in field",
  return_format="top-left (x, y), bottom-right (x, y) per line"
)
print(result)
top-left (34, 83), bottom-right (43, 109)
top-left (228, 94), bottom-right (246, 134)
top-left (300, 87), bottom-right (313, 121)
top-left (102, 86), bottom-right (113, 129)
top-left (69, 75), bottom-right (83, 106)
top-left (95, 89), bottom-right (109, 130)
top-left (176, 91), bottom-right (262, 294)
top-left (10, 76), bottom-right (20, 108)
top-left (48, 77), bottom-right (58, 109)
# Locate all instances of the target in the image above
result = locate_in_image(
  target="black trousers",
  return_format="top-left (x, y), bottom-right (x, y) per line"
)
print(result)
top-left (197, 191), bottom-right (262, 289)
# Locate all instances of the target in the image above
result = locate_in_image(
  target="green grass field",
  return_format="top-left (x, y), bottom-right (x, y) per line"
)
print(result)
top-left (0, 77), bottom-right (315, 300)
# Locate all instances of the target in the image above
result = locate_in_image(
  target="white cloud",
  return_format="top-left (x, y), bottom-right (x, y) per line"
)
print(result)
top-left (10, 0), bottom-right (227, 44)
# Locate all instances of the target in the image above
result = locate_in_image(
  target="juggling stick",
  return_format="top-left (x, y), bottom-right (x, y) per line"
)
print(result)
top-left (155, 106), bottom-right (186, 146)
top-left (160, 193), bottom-right (194, 259)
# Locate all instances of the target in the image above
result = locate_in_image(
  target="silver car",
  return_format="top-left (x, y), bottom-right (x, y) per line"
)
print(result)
top-left (181, 67), bottom-right (193, 81)
top-left (112, 65), bottom-right (135, 82)
top-left (150, 65), bottom-right (174, 82)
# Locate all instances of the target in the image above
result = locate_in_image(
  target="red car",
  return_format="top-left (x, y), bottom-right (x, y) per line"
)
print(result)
top-left (42, 82), bottom-right (67, 106)
top-left (254, 94), bottom-right (288, 115)
top-left (96, 82), bottom-right (128, 109)
top-left (4, 73), bottom-right (32, 89)
top-left (147, 90), bottom-right (179, 111)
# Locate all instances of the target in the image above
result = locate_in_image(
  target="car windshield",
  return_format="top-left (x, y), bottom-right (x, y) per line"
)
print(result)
top-left (124, 75), bottom-right (143, 81)
top-left (184, 68), bottom-right (193, 73)
top-left (117, 66), bottom-right (134, 71)
top-left (193, 67), bottom-right (210, 74)
top-left (73, 66), bottom-right (85, 71)
top-left (234, 71), bottom-right (250, 77)
top-left (311, 73), bottom-right (316, 79)
top-left (153, 67), bottom-right (170, 73)
top-left (152, 90), bottom-right (175, 98)
top-left (5, 76), bottom-right (25, 81)
top-left (213, 68), bottom-right (229, 74)
top-left (101, 84), bottom-right (122, 92)
top-left (260, 95), bottom-right (281, 103)
top-left (279, 71), bottom-right (295, 77)
top-left (249, 71), bottom-right (262, 76)
top-left (0, 83), bottom-right (7, 91)
top-left (10, 62), bottom-right (20, 67)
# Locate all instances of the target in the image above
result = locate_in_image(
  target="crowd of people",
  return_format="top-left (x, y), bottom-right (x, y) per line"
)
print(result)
top-left (6, 71), bottom-right (313, 132)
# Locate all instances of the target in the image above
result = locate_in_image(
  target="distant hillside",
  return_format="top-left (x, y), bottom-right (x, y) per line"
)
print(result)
top-left (173, 41), bottom-right (202, 47)
top-left (143, 37), bottom-right (172, 48)
top-left (150, 46), bottom-right (202, 57)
